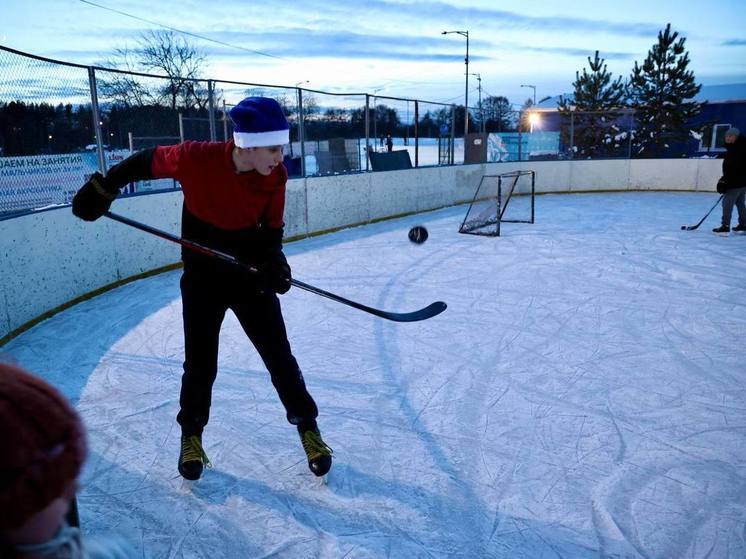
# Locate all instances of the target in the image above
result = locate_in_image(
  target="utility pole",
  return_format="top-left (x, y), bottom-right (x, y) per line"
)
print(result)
top-left (442, 30), bottom-right (470, 138)
top-left (471, 73), bottom-right (483, 133)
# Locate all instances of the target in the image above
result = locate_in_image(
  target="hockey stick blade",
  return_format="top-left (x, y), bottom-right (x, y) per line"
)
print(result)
top-left (104, 212), bottom-right (446, 323)
top-left (681, 194), bottom-right (724, 231)
top-left (292, 278), bottom-right (447, 322)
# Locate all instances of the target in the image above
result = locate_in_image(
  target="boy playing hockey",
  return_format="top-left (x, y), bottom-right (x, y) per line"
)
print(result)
top-left (72, 97), bottom-right (332, 480)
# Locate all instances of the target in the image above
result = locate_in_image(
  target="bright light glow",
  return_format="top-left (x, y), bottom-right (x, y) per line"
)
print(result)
top-left (528, 112), bottom-right (540, 126)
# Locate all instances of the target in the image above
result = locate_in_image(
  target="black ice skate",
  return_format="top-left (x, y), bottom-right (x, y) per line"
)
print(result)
top-left (732, 224), bottom-right (746, 233)
top-left (178, 434), bottom-right (211, 480)
top-left (298, 424), bottom-right (333, 477)
top-left (712, 225), bottom-right (730, 234)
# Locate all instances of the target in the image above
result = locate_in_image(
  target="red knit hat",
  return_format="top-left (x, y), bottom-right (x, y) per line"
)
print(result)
top-left (0, 362), bottom-right (87, 530)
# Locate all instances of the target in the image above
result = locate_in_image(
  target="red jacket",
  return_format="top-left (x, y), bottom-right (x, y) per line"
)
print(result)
top-left (151, 140), bottom-right (288, 264)
top-left (151, 140), bottom-right (287, 230)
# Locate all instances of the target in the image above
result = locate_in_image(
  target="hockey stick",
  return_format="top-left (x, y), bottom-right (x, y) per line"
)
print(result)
top-left (104, 212), bottom-right (446, 323)
top-left (680, 195), bottom-right (724, 231)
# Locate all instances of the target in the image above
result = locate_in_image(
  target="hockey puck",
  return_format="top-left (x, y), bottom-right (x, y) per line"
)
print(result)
top-left (408, 225), bottom-right (428, 244)
top-left (680, 225), bottom-right (686, 230)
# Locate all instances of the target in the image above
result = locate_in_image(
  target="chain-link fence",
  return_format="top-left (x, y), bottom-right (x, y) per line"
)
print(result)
top-left (0, 47), bottom-right (94, 213)
top-left (0, 45), bottom-right (717, 216)
top-left (299, 90), bottom-right (366, 176)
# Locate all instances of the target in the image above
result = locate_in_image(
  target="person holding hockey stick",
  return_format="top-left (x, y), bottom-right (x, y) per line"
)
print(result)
top-left (713, 127), bottom-right (746, 234)
top-left (71, 97), bottom-right (332, 480)
top-left (0, 362), bottom-right (137, 558)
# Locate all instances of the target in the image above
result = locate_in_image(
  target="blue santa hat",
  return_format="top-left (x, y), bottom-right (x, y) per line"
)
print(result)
top-left (230, 97), bottom-right (289, 148)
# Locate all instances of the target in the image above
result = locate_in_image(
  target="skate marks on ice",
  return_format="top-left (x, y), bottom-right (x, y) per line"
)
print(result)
top-left (3, 193), bottom-right (746, 557)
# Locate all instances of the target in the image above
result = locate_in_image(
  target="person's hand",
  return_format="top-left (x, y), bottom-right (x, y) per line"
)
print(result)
top-left (716, 177), bottom-right (728, 194)
top-left (257, 259), bottom-right (292, 294)
top-left (72, 172), bottom-right (119, 221)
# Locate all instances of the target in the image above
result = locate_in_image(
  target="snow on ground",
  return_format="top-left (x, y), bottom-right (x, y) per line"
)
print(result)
top-left (3, 192), bottom-right (746, 558)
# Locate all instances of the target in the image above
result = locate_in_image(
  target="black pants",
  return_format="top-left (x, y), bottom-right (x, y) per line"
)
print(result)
top-left (721, 186), bottom-right (746, 227)
top-left (177, 263), bottom-right (318, 436)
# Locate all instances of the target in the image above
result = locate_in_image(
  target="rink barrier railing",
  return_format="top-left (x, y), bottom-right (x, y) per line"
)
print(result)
top-left (0, 158), bottom-right (722, 344)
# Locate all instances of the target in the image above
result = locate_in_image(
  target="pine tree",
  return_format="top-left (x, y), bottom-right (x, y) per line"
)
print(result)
top-left (558, 51), bottom-right (626, 158)
top-left (628, 23), bottom-right (702, 157)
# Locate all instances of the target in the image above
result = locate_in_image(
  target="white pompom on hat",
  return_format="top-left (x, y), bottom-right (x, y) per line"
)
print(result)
top-left (230, 97), bottom-right (290, 148)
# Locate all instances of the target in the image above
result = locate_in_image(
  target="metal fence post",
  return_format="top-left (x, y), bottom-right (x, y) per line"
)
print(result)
top-left (297, 87), bottom-right (306, 177)
top-left (414, 100), bottom-right (419, 168)
top-left (365, 94), bottom-right (371, 172)
top-left (87, 67), bottom-right (107, 173)
top-left (450, 105), bottom-right (456, 165)
top-left (518, 128), bottom-right (523, 161)
top-left (178, 113), bottom-right (185, 143)
top-left (207, 80), bottom-right (216, 142)
top-left (570, 111), bottom-right (575, 160)
top-left (222, 100), bottom-right (228, 141)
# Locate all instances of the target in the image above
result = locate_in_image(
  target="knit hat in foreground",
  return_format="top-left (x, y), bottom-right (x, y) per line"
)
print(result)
top-left (230, 96), bottom-right (290, 148)
top-left (0, 362), bottom-right (87, 530)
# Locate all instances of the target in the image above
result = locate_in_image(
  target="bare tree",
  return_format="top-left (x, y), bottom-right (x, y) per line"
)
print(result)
top-left (482, 95), bottom-right (515, 132)
top-left (136, 30), bottom-right (207, 110)
top-left (97, 48), bottom-right (156, 108)
top-left (100, 30), bottom-right (209, 110)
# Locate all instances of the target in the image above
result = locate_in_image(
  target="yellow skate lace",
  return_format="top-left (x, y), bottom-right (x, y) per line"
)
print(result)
top-left (181, 435), bottom-right (212, 467)
top-left (301, 430), bottom-right (333, 460)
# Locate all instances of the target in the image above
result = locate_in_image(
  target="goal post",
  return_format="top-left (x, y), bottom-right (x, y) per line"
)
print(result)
top-left (458, 170), bottom-right (535, 237)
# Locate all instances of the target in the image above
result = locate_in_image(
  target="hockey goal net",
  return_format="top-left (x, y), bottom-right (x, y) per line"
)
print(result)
top-left (458, 170), bottom-right (535, 236)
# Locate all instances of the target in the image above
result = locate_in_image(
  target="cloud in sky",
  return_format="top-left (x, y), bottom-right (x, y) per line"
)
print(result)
top-left (69, 0), bottom-right (665, 61)
top-left (333, 0), bottom-right (664, 37)
top-left (199, 29), bottom-right (494, 63)
top-left (215, 0), bottom-right (664, 38)
top-left (2, 0), bottom-right (745, 104)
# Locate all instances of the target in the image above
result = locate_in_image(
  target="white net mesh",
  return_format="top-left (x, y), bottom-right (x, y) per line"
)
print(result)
top-left (459, 170), bottom-right (535, 236)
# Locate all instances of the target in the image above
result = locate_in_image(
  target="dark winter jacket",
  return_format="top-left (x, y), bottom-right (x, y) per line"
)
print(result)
top-left (721, 134), bottom-right (746, 190)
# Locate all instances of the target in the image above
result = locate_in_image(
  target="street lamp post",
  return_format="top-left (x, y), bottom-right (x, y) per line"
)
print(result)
top-left (520, 84), bottom-right (536, 106)
top-left (442, 30), bottom-right (469, 138)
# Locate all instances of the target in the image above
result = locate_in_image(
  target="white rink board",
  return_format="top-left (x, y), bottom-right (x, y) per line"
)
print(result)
top-left (0, 158), bottom-right (722, 338)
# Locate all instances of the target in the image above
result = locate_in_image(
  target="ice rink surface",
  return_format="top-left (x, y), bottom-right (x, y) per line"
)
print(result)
top-left (3, 191), bottom-right (746, 558)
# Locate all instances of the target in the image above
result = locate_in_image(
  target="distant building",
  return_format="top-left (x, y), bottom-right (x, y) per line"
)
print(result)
top-left (532, 83), bottom-right (746, 158)
top-left (688, 84), bottom-right (746, 154)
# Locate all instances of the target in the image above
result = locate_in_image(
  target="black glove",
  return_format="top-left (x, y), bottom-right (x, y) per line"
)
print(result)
top-left (256, 258), bottom-right (292, 294)
top-left (72, 172), bottom-right (119, 221)
top-left (72, 149), bottom-right (155, 221)
top-left (716, 177), bottom-right (728, 194)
